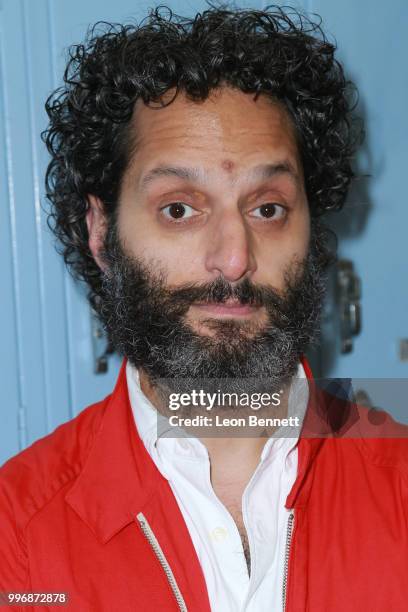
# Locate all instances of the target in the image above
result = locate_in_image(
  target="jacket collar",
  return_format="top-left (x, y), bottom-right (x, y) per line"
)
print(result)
top-left (65, 359), bottom-right (163, 544)
top-left (286, 355), bottom-right (361, 509)
top-left (66, 355), bottom-right (351, 541)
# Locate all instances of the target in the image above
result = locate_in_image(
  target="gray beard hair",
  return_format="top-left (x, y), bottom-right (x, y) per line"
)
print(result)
top-left (96, 221), bottom-right (328, 402)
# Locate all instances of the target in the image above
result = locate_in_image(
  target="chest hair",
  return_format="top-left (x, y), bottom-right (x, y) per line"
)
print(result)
top-left (219, 497), bottom-right (251, 574)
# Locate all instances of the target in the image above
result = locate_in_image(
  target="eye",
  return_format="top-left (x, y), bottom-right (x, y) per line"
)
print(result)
top-left (160, 202), bottom-right (199, 221)
top-left (249, 203), bottom-right (287, 221)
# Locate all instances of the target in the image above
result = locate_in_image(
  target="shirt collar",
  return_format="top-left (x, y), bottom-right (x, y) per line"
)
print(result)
top-left (127, 361), bottom-right (309, 464)
top-left (126, 363), bottom-right (208, 462)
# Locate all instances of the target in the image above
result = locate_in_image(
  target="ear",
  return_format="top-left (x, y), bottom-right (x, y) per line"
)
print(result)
top-left (86, 195), bottom-right (108, 272)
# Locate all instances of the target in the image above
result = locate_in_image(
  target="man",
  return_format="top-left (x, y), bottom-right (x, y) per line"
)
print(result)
top-left (1, 5), bottom-right (407, 611)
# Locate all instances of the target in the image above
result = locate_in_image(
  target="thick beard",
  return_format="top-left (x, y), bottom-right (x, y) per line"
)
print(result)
top-left (94, 220), bottom-right (328, 398)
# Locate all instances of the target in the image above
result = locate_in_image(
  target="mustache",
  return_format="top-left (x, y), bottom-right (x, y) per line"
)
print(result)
top-left (163, 271), bottom-right (300, 316)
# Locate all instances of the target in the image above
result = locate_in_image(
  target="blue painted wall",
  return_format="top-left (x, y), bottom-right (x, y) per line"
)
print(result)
top-left (1, 0), bottom-right (407, 464)
top-left (311, 0), bottom-right (408, 380)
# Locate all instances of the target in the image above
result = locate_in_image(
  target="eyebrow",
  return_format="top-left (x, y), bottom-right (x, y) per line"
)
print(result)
top-left (139, 161), bottom-right (300, 191)
top-left (140, 165), bottom-right (202, 190)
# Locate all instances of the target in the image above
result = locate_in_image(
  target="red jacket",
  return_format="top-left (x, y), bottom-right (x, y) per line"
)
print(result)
top-left (1, 357), bottom-right (407, 611)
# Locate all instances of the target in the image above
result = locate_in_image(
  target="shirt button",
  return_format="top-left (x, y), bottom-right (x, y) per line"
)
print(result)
top-left (210, 527), bottom-right (228, 542)
top-left (178, 439), bottom-right (190, 451)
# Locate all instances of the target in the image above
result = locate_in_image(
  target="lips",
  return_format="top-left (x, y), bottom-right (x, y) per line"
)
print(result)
top-left (192, 300), bottom-right (259, 316)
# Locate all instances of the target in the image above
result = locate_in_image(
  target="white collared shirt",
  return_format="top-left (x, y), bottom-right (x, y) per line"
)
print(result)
top-left (126, 362), bottom-right (308, 612)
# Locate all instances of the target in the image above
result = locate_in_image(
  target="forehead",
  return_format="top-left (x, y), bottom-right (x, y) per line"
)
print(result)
top-left (127, 86), bottom-right (302, 177)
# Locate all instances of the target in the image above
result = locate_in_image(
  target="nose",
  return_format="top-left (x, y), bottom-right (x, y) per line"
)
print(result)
top-left (204, 210), bottom-right (257, 282)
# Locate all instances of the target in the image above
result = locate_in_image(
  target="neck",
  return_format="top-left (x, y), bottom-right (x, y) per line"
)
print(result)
top-left (138, 367), bottom-right (291, 487)
top-left (203, 436), bottom-right (267, 490)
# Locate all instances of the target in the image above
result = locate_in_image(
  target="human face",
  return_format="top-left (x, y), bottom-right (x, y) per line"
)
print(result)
top-left (114, 86), bottom-right (310, 337)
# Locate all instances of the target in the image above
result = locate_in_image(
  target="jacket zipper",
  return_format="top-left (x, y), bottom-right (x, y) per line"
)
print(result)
top-left (282, 510), bottom-right (295, 612)
top-left (136, 512), bottom-right (188, 612)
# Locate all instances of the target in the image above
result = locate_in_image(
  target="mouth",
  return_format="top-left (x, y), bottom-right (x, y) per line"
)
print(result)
top-left (191, 299), bottom-right (261, 318)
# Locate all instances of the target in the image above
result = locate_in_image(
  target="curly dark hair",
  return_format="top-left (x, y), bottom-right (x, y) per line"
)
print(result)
top-left (43, 4), bottom-right (362, 308)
